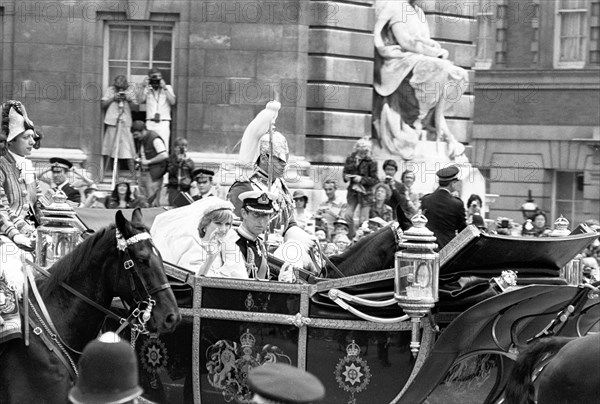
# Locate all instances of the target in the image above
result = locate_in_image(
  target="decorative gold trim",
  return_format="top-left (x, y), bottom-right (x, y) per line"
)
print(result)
top-left (308, 317), bottom-right (412, 332)
top-left (391, 321), bottom-right (435, 403)
top-left (196, 277), bottom-right (311, 294)
top-left (288, 313), bottom-right (312, 328)
top-left (439, 225), bottom-right (480, 267)
top-left (313, 269), bottom-right (396, 294)
top-left (199, 308), bottom-right (305, 325)
top-left (192, 282), bottom-right (203, 404)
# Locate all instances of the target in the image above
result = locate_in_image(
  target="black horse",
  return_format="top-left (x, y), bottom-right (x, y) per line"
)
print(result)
top-left (503, 333), bottom-right (600, 404)
top-left (0, 209), bottom-right (181, 404)
top-left (323, 206), bottom-right (413, 278)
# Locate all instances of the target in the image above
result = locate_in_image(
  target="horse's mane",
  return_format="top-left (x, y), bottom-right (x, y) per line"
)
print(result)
top-left (38, 225), bottom-right (117, 295)
top-left (327, 225), bottom-right (397, 277)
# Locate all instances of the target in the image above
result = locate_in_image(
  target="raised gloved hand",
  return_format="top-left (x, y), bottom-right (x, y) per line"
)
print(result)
top-left (13, 234), bottom-right (34, 252)
top-left (278, 263), bottom-right (297, 283)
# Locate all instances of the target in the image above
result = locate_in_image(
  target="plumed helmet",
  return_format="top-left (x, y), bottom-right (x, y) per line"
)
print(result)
top-left (258, 131), bottom-right (289, 163)
top-left (68, 332), bottom-right (143, 404)
top-left (239, 101), bottom-right (283, 165)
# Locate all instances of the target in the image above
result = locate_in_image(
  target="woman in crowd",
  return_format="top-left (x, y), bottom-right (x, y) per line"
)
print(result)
top-left (101, 75), bottom-right (137, 177)
top-left (166, 137), bottom-right (195, 206)
top-left (342, 137), bottom-right (379, 239)
top-left (292, 190), bottom-right (312, 231)
top-left (151, 197), bottom-right (246, 278)
top-left (370, 183), bottom-right (394, 223)
top-left (531, 210), bottom-right (551, 237)
top-left (466, 194), bottom-right (483, 224)
top-left (104, 179), bottom-right (146, 209)
top-left (399, 169), bottom-right (420, 217)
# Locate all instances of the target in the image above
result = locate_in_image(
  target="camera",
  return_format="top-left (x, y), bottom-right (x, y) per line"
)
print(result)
top-left (384, 176), bottom-right (392, 183)
top-left (149, 74), bottom-right (161, 87)
top-left (116, 91), bottom-right (127, 101)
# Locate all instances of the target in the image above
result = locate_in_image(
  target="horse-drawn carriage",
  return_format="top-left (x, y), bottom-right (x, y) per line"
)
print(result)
top-left (71, 207), bottom-right (599, 404)
top-left (3, 203), bottom-right (597, 404)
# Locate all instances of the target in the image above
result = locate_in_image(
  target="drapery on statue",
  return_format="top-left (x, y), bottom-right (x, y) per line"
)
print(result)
top-left (373, 0), bottom-right (468, 160)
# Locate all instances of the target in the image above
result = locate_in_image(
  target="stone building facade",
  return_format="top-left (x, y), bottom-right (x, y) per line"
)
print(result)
top-left (1, 0), bottom-right (479, 198)
top-left (472, 0), bottom-right (600, 225)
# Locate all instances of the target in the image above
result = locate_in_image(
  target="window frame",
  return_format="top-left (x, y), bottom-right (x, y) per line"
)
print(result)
top-left (474, 4), bottom-right (496, 70)
top-left (552, 171), bottom-right (586, 226)
top-left (553, 0), bottom-right (590, 69)
top-left (102, 21), bottom-right (175, 90)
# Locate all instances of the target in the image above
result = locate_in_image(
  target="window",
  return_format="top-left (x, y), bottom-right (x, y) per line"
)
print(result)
top-left (474, 3), bottom-right (495, 69)
top-left (554, 0), bottom-right (589, 68)
top-left (104, 23), bottom-right (174, 87)
top-left (554, 171), bottom-right (586, 226)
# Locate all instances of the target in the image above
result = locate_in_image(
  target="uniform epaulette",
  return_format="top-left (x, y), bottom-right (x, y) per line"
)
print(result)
top-left (233, 174), bottom-right (250, 184)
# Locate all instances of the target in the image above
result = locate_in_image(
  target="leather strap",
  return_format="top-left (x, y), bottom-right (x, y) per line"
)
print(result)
top-left (26, 259), bottom-right (124, 324)
top-left (27, 316), bottom-right (77, 380)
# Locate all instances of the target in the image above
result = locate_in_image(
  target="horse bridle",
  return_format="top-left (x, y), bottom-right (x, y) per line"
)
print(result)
top-left (113, 229), bottom-right (171, 341)
top-left (26, 229), bottom-right (171, 351)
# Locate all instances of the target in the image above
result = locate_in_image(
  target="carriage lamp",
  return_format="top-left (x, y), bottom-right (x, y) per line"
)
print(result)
top-left (550, 215), bottom-right (571, 237)
top-left (395, 211), bottom-right (439, 357)
top-left (36, 191), bottom-right (86, 269)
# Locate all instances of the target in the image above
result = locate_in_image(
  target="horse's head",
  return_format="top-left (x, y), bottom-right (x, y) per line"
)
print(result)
top-left (114, 209), bottom-right (181, 334)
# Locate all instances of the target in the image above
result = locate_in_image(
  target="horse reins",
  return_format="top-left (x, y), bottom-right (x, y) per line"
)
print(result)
top-left (23, 229), bottom-right (171, 378)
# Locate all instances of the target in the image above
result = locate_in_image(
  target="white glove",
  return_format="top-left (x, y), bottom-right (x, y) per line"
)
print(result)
top-left (13, 234), bottom-right (33, 251)
top-left (278, 263), bottom-right (296, 283)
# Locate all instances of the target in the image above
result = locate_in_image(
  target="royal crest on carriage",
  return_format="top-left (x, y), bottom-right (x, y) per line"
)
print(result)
top-left (140, 335), bottom-right (169, 388)
top-left (206, 328), bottom-right (292, 403)
top-left (334, 340), bottom-right (371, 404)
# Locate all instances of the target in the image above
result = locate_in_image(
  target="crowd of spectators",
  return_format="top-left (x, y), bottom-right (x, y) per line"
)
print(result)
top-left (35, 83), bottom-right (600, 277)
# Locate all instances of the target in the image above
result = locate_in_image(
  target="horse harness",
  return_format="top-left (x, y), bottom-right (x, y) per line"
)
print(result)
top-left (22, 229), bottom-right (171, 379)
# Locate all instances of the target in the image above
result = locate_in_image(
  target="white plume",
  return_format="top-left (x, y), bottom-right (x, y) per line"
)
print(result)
top-left (239, 101), bottom-right (281, 165)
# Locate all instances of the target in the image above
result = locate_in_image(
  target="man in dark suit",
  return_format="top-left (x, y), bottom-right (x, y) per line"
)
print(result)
top-left (40, 157), bottom-right (87, 205)
top-left (420, 165), bottom-right (466, 249)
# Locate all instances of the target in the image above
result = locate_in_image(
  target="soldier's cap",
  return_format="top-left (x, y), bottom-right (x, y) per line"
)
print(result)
top-left (49, 157), bottom-right (73, 171)
top-left (247, 363), bottom-right (325, 404)
top-left (436, 165), bottom-right (460, 182)
top-left (333, 218), bottom-right (349, 228)
top-left (292, 190), bottom-right (308, 201)
top-left (238, 191), bottom-right (277, 214)
top-left (193, 168), bottom-right (215, 180)
top-left (239, 190), bottom-right (277, 214)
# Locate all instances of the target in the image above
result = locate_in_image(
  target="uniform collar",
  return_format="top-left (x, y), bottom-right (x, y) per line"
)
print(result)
top-left (238, 225), bottom-right (261, 242)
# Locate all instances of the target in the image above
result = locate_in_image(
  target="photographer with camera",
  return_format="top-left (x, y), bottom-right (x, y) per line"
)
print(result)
top-left (166, 137), bottom-right (195, 206)
top-left (101, 75), bottom-right (137, 178)
top-left (138, 68), bottom-right (176, 152)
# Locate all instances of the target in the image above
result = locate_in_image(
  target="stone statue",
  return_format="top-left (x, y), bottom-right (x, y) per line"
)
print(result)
top-left (373, 0), bottom-right (468, 160)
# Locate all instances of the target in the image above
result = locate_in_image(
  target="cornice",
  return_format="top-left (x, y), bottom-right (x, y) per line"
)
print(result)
top-left (475, 69), bottom-right (600, 90)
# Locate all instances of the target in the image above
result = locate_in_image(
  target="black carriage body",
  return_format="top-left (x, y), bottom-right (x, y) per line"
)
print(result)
top-left (148, 266), bottom-right (428, 404)
top-left (75, 209), bottom-right (599, 404)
